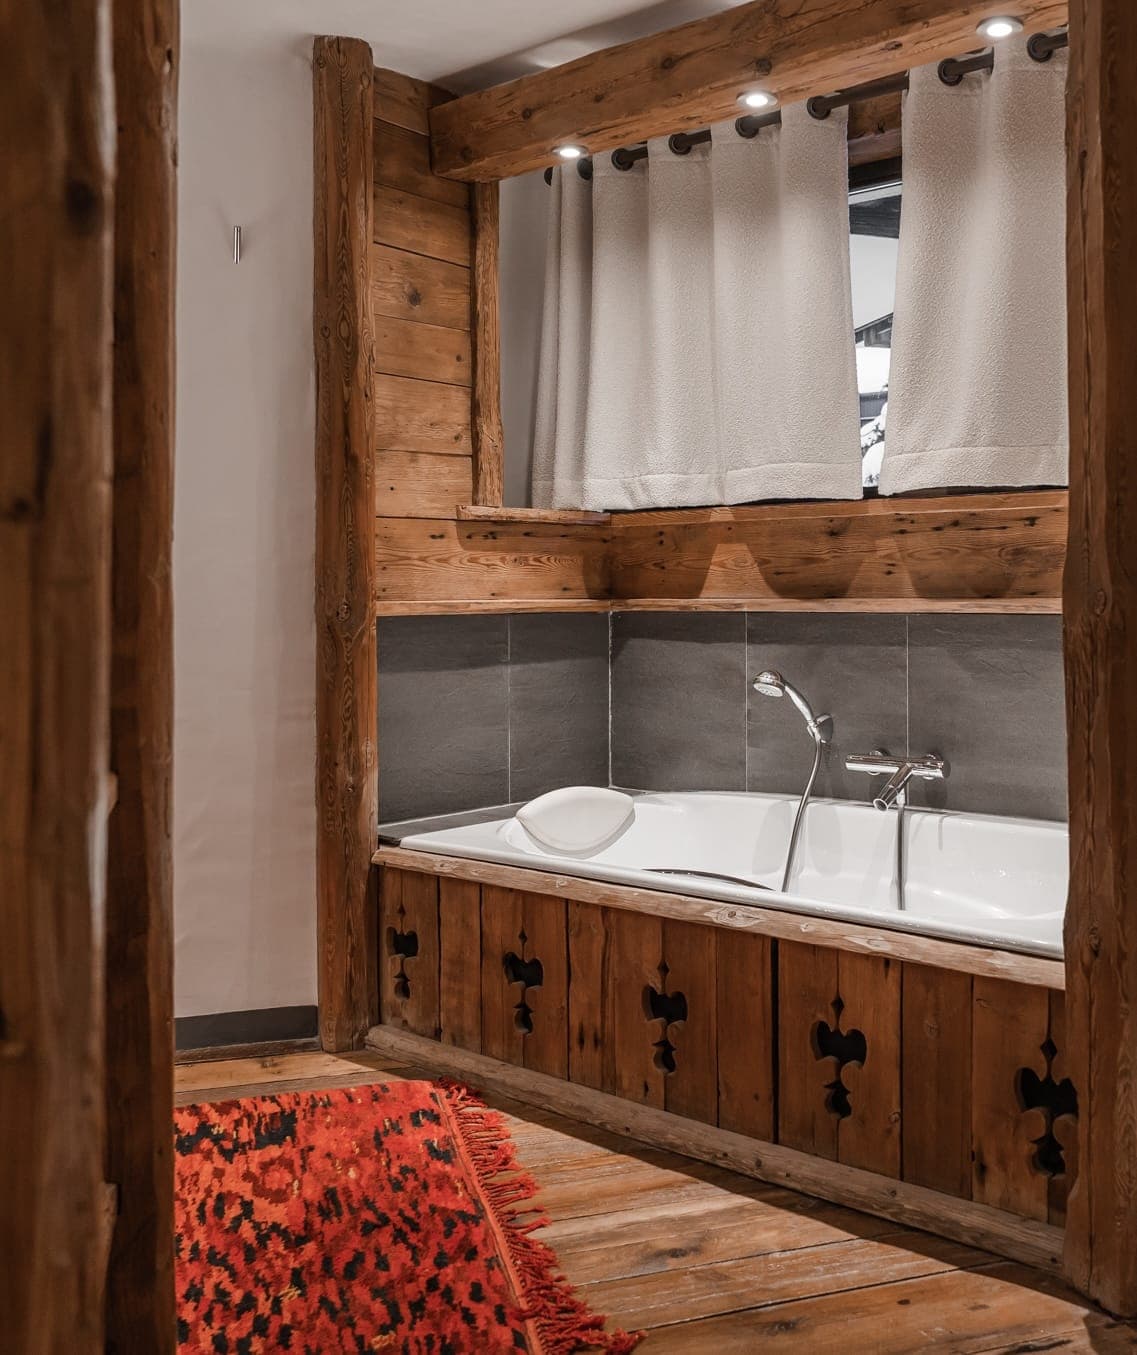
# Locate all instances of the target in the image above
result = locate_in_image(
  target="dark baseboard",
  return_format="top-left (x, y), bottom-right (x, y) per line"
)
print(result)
top-left (175, 1004), bottom-right (319, 1054)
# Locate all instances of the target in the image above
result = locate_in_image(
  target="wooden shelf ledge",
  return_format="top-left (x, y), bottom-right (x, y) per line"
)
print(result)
top-left (456, 503), bottom-right (611, 525)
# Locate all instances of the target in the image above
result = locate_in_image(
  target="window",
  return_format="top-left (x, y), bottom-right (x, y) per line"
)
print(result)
top-left (850, 172), bottom-right (901, 491)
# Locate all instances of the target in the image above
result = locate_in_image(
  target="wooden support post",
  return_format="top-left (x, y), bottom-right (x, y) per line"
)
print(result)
top-left (0, 0), bottom-right (116, 1347)
top-left (314, 36), bottom-right (378, 1051)
top-left (1063, 0), bottom-right (1137, 1318)
top-left (104, 0), bottom-right (178, 1349)
top-left (471, 181), bottom-right (504, 506)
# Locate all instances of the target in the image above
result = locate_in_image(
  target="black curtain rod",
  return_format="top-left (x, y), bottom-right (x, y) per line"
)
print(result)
top-left (543, 27), bottom-right (1068, 185)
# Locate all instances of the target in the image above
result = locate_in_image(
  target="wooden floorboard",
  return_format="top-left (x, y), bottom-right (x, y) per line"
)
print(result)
top-left (175, 1052), bottom-right (1137, 1352)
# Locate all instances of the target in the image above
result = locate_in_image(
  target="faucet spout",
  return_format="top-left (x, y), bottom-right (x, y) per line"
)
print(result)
top-left (847, 752), bottom-right (950, 812)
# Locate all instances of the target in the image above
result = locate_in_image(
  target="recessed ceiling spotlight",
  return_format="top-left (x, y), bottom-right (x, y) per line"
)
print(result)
top-left (554, 144), bottom-right (586, 160)
top-left (977, 15), bottom-right (1024, 38)
top-left (737, 89), bottom-right (778, 111)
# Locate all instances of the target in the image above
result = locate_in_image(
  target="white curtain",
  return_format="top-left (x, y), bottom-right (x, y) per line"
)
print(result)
top-left (532, 104), bottom-right (862, 512)
top-left (880, 36), bottom-right (1069, 494)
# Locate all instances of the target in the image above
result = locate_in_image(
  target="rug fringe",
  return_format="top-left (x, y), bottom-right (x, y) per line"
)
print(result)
top-left (439, 1079), bottom-right (644, 1355)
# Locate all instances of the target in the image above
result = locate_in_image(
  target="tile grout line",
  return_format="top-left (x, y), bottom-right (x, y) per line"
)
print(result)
top-left (607, 610), bottom-right (614, 788)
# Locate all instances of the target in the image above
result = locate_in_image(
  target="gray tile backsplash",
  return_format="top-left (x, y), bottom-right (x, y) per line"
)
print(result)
top-left (377, 613), bottom-right (609, 822)
top-left (610, 613), bottom-right (746, 791)
top-left (907, 615), bottom-right (1067, 820)
top-left (379, 610), bottom-right (1067, 825)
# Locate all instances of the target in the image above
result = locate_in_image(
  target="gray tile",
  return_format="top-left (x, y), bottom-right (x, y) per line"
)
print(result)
top-left (508, 613), bottom-right (610, 802)
top-left (746, 614), bottom-right (908, 802)
top-left (907, 615), bottom-right (1067, 820)
top-left (377, 615), bottom-right (508, 821)
top-left (611, 612), bottom-right (746, 791)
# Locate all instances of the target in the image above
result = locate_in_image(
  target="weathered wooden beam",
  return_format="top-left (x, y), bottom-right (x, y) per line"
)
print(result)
top-left (471, 182), bottom-right (504, 505)
top-left (429, 0), bottom-right (1068, 181)
top-left (314, 36), bottom-right (379, 1052)
top-left (104, 0), bottom-right (178, 1349)
top-left (1062, 0), bottom-right (1137, 1318)
top-left (0, 0), bottom-right (115, 1345)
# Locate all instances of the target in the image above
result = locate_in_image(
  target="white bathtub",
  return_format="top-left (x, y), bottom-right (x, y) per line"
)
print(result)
top-left (392, 791), bottom-right (1068, 958)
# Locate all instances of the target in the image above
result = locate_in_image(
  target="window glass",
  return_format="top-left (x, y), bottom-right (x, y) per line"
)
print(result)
top-left (850, 179), bottom-right (901, 490)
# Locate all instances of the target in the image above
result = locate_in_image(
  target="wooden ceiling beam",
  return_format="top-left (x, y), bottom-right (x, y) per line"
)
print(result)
top-left (429, 0), bottom-right (1068, 181)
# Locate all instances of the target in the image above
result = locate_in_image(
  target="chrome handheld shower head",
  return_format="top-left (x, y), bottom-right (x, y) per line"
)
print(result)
top-left (751, 670), bottom-right (832, 745)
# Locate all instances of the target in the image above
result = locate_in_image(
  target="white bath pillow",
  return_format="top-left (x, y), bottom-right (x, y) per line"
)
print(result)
top-left (515, 787), bottom-right (635, 854)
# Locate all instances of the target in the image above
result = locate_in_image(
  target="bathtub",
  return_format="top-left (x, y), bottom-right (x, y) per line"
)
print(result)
top-left (390, 791), bottom-right (1067, 958)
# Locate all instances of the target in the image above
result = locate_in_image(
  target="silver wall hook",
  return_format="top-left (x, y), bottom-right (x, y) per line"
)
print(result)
top-left (232, 225), bottom-right (243, 264)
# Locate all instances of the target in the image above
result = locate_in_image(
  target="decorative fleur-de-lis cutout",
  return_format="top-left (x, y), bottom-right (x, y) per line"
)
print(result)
top-left (811, 996), bottom-right (867, 1120)
top-left (503, 929), bottom-right (544, 1034)
top-left (643, 962), bottom-right (688, 1074)
top-left (386, 919), bottom-right (419, 1001)
top-left (1017, 1036), bottom-right (1079, 1177)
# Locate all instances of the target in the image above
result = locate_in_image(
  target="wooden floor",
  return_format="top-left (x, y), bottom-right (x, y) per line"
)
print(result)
top-left (176, 1049), bottom-right (1137, 1353)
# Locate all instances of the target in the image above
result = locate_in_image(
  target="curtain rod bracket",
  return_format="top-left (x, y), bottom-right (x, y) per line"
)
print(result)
top-left (1028, 29), bottom-right (1069, 62)
top-left (937, 50), bottom-right (994, 85)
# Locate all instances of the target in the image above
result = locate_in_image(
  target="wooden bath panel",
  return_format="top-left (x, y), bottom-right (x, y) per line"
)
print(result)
top-left (374, 864), bottom-right (1077, 1224)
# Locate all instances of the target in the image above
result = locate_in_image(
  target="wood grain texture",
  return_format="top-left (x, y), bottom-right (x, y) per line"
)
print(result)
top-left (375, 373), bottom-right (471, 455)
top-left (0, 0), bottom-right (115, 1343)
top-left (373, 186), bottom-right (471, 265)
top-left (372, 846), bottom-right (1068, 989)
top-left (376, 450), bottom-right (473, 519)
top-left (373, 314), bottom-right (470, 386)
top-left (611, 909), bottom-right (666, 1109)
top-left (902, 964), bottom-right (972, 1199)
top-left (567, 900), bottom-right (618, 1094)
top-left (313, 35), bottom-right (378, 1052)
top-left (470, 182), bottom-right (504, 506)
top-left (371, 243), bottom-right (471, 330)
top-left (610, 491), bottom-right (1067, 611)
top-left (778, 943), bottom-right (840, 1161)
top-left (1063, 0), bottom-right (1137, 1316)
top-left (439, 877), bottom-right (482, 1051)
top-left (480, 887), bottom-right (569, 1077)
top-left (105, 0), bottom-right (178, 1348)
top-left (378, 868), bottom-right (440, 1038)
top-left (837, 953), bottom-right (901, 1179)
top-left (715, 931), bottom-right (775, 1141)
top-left (428, 0), bottom-right (1068, 180)
top-left (662, 919), bottom-right (718, 1126)
top-left (373, 68), bottom-right (450, 136)
top-left (456, 504), bottom-right (612, 525)
top-left (375, 517), bottom-right (611, 605)
top-left (374, 117), bottom-right (469, 206)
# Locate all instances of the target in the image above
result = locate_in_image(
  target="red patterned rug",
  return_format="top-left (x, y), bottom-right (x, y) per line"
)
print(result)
top-left (174, 1080), bottom-right (639, 1354)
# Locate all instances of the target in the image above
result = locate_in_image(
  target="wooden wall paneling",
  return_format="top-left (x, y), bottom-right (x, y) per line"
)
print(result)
top-left (611, 908), bottom-right (666, 1109)
top-left (1063, 0), bottom-right (1137, 1315)
top-left (373, 187), bottom-right (471, 266)
top-left (567, 900), bottom-right (617, 1094)
top-left (105, 0), bottom-right (178, 1347)
top-left (1045, 989), bottom-right (1077, 1227)
top-left (480, 886), bottom-right (568, 1076)
top-left (373, 68), bottom-right (450, 135)
top-left (375, 374), bottom-right (472, 456)
top-left (438, 878), bottom-right (481, 1051)
top-left (314, 36), bottom-right (377, 1051)
top-left (778, 942), bottom-right (841, 1160)
top-left (836, 953), bottom-right (901, 1179)
top-left (659, 919), bottom-right (718, 1125)
top-left (371, 244), bottom-right (471, 330)
top-left (379, 869), bottom-right (440, 1037)
top-left (376, 451), bottom-right (474, 519)
top-left (428, 0), bottom-right (1068, 180)
top-left (609, 493), bottom-right (1067, 612)
top-left (0, 0), bottom-right (115, 1341)
top-left (375, 117), bottom-right (470, 206)
top-left (716, 931), bottom-right (776, 1141)
top-left (971, 977), bottom-right (1051, 1221)
top-left (516, 891), bottom-right (569, 1078)
top-left (373, 315), bottom-right (470, 386)
top-left (375, 518), bottom-right (611, 606)
top-left (902, 964), bottom-right (973, 1199)
top-left (471, 182), bottom-right (504, 506)
top-left (480, 885), bottom-right (525, 1064)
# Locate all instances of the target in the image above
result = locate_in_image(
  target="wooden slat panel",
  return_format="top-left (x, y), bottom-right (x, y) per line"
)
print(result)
top-left (375, 517), bottom-right (611, 604)
top-left (480, 885), bottom-right (525, 1065)
top-left (375, 374), bottom-right (471, 455)
top-left (314, 36), bottom-right (377, 1053)
top-left (567, 900), bottom-right (617, 1094)
top-left (661, 920), bottom-right (718, 1125)
top-left (837, 953), bottom-right (901, 1179)
top-left (778, 942), bottom-right (840, 1161)
top-left (378, 868), bottom-right (440, 1038)
top-left (1046, 988), bottom-right (1077, 1228)
top-left (373, 67), bottom-right (449, 136)
top-left (902, 963), bottom-right (972, 1198)
top-left (428, 0), bottom-right (1068, 181)
top-left (471, 181), bottom-right (504, 506)
top-left (517, 891), bottom-right (569, 1079)
top-left (972, 977), bottom-right (1050, 1220)
top-left (374, 186), bottom-right (471, 266)
top-left (374, 118), bottom-right (469, 206)
top-left (373, 314), bottom-right (470, 386)
top-left (716, 932), bottom-right (775, 1141)
top-left (612, 908), bottom-right (666, 1110)
top-left (371, 244), bottom-right (471, 331)
top-left (610, 492), bottom-right (1067, 612)
top-left (438, 878), bottom-right (480, 1051)
top-left (376, 450), bottom-right (473, 519)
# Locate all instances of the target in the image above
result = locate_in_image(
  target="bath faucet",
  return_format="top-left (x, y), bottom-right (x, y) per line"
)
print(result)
top-left (845, 752), bottom-right (949, 811)
top-left (752, 671), bottom-right (832, 893)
